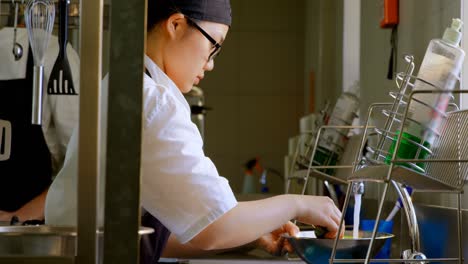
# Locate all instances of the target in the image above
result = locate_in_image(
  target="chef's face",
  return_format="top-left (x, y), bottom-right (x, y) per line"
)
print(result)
top-left (151, 13), bottom-right (229, 93)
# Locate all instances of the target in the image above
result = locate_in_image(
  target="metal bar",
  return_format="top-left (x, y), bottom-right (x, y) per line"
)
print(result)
top-left (309, 165), bottom-right (354, 169)
top-left (392, 181), bottom-right (420, 251)
top-left (285, 132), bottom-right (305, 194)
top-left (364, 103), bottom-right (395, 163)
top-left (329, 183), bottom-right (353, 264)
top-left (364, 181), bottom-right (390, 264)
top-left (291, 169), bottom-right (351, 185)
top-left (389, 159), bottom-right (468, 163)
top-left (77, 0), bottom-right (103, 263)
top-left (457, 193), bottom-right (463, 264)
top-left (373, 56), bottom-right (414, 161)
top-left (0, 257), bottom-right (74, 264)
top-left (330, 258), bottom-right (460, 263)
top-left (301, 126), bottom-right (325, 195)
top-left (102, 0), bottom-right (146, 263)
top-left (412, 189), bottom-right (462, 193)
top-left (310, 125), bottom-right (368, 130)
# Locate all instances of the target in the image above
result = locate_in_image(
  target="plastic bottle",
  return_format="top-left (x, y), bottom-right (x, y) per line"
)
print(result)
top-left (318, 81), bottom-right (360, 164)
top-left (408, 19), bottom-right (465, 144)
top-left (387, 19), bottom-right (465, 172)
top-left (242, 158), bottom-right (261, 194)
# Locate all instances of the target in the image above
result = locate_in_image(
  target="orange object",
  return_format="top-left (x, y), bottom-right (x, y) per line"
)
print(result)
top-left (380, 0), bottom-right (399, 28)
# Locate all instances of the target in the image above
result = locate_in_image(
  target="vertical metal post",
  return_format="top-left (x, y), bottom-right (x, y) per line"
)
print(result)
top-left (102, 0), bottom-right (146, 263)
top-left (77, 0), bottom-right (103, 263)
top-left (457, 193), bottom-right (463, 264)
top-left (330, 183), bottom-right (353, 264)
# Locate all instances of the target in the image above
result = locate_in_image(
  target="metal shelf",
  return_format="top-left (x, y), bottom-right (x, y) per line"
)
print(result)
top-left (348, 165), bottom-right (456, 191)
top-left (291, 169), bottom-right (348, 185)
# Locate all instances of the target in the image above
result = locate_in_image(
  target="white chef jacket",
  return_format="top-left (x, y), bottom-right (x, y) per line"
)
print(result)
top-left (0, 27), bottom-right (80, 175)
top-left (46, 55), bottom-right (237, 244)
top-left (141, 55), bottom-right (237, 243)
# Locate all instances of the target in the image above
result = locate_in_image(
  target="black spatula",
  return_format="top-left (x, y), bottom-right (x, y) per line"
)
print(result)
top-left (48, 0), bottom-right (76, 95)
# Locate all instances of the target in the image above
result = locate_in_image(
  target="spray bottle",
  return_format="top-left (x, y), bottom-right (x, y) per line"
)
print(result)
top-left (242, 158), bottom-right (262, 194)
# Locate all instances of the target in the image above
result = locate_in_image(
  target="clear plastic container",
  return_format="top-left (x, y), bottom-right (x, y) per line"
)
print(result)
top-left (406, 19), bottom-right (465, 145)
top-left (387, 19), bottom-right (465, 173)
top-left (319, 81), bottom-right (360, 156)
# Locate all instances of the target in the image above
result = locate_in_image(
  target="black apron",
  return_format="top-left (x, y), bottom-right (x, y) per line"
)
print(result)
top-left (140, 210), bottom-right (172, 264)
top-left (140, 69), bottom-right (171, 263)
top-left (0, 48), bottom-right (52, 212)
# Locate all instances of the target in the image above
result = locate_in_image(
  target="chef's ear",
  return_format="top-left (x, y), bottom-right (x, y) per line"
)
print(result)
top-left (164, 13), bottom-right (188, 39)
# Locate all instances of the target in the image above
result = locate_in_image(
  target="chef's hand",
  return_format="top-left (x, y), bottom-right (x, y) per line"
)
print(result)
top-left (294, 195), bottom-right (344, 239)
top-left (255, 221), bottom-right (299, 256)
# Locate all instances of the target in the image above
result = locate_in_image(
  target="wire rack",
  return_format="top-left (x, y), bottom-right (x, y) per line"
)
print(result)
top-left (285, 121), bottom-right (367, 201)
top-left (330, 55), bottom-right (468, 264)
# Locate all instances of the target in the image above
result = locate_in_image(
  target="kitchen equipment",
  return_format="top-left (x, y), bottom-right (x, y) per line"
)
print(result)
top-left (406, 19), bottom-right (464, 148)
top-left (48, 0), bottom-right (75, 95)
top-left (0, 225), bottom-right (153, 262)
top-left (24, 0), bottom-right (55, 125)
top-left (285, 98), bottom-right (364, 197)
top-left (12, 1), bottom-right (23, 61)
top-left (184, 86), bottom-right (209, 140)
top-left (333, 55), bottom-right (468, 264)
top-left (284, 230), bottom-right (393, 264)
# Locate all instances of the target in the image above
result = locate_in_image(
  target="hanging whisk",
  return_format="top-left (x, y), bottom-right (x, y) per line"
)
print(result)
top-left (24, 0), bottom-right (55, 125)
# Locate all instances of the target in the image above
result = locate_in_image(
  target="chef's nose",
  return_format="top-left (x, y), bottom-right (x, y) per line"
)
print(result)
top-left (204, 58), bottom-right (214, 72)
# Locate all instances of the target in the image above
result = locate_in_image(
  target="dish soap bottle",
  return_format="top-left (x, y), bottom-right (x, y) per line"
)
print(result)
top-left (387, 19), bottom-right (465, 172)
top-left (317, 81), bottom-right (360, 173)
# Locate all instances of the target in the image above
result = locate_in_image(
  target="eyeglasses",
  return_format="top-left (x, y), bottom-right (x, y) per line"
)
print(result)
top-left (185, 16), bottom-right (222, 62)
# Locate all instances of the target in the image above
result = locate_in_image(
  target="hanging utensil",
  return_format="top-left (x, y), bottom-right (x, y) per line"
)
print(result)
top-left (24, 0), bottom-right (55, 125)
top-left (12, 1), bottom-right (23, 61)
top-left (47, 0), bottom-right (76, 96)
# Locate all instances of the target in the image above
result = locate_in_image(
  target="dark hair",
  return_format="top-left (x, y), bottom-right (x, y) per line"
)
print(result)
top-left (147, 0), bottom-right (179, 32)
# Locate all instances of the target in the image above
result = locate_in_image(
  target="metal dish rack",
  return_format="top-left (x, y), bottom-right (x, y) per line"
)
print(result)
top-left (285, 122), bottom-right (365, 197)
top-left (329, 55), bottom-right (468, 264)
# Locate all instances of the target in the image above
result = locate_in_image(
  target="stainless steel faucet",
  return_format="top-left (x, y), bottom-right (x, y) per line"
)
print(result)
top-left (352, 180), bottom-right (425, 262)
top-left (352, 181), bottom-right (365, 195)
top-left (391, 181), bottom-right (426, 262)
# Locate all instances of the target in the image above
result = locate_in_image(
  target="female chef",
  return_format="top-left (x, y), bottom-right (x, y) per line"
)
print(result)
top-left (140, 0), bottom-right (344, 262)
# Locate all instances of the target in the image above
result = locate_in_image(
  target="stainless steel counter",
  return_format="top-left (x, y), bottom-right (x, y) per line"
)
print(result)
top-left (183, 259), bottom-right (305, 264)
top-left (159, 249), bottom-right (306, 264)
top-left (160, 258), bottom-right (305, 264)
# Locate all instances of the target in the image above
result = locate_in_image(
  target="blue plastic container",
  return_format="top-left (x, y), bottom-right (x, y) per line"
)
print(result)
top-left (360, 219), bottom-right (394, 262)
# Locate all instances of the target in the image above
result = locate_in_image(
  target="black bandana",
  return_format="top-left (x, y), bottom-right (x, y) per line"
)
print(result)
top-left (155, 0), bottom-right (232, 26)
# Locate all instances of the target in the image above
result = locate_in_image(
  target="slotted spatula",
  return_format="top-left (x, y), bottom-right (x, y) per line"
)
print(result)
top-left (48, 0), bottom-right (76, 95)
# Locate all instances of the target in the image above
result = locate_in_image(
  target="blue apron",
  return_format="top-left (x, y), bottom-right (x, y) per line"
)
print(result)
top-left (0, 48), bottom-right (52, 212)
top-left (140, 69), bottom-right (171, 263)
